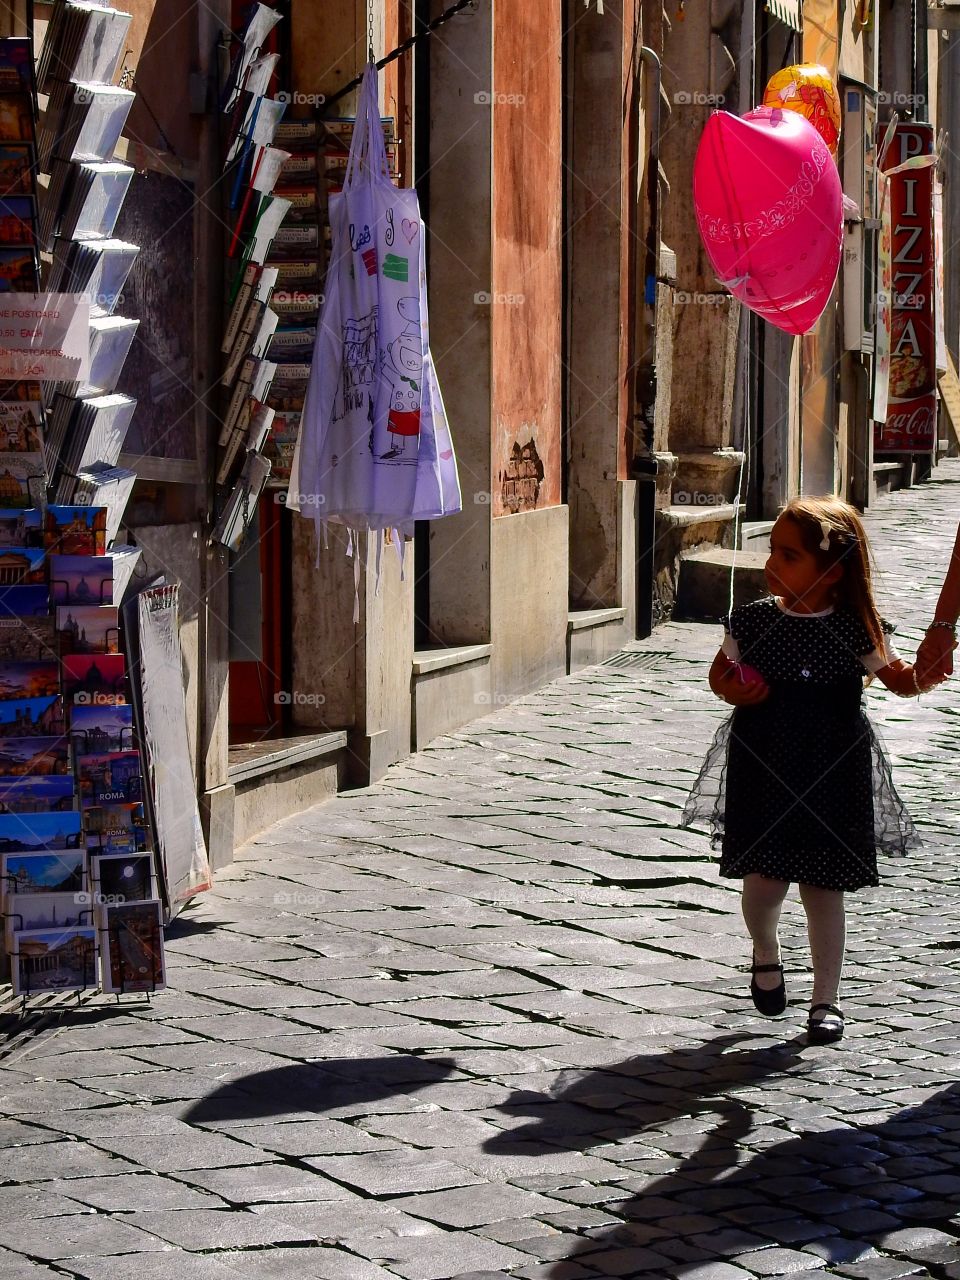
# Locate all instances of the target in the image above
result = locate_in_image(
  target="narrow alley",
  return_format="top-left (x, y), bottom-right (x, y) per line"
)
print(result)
top-left (1, 467), bottom-right (959, 1280)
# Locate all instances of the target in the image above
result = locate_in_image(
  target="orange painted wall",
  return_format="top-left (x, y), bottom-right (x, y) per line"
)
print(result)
top-left (491, 3), bottom-right (563, 517)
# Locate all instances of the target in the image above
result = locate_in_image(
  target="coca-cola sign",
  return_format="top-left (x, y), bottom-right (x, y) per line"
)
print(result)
top-left (875, 123), bottom-right (937, 453)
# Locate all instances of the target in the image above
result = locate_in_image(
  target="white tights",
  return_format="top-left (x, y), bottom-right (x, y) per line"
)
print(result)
top-left (741, 873), bottom-right (846, 1008)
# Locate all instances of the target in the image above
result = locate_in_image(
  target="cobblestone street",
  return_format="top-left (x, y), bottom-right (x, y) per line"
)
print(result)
top-left (2, 466), bottom-right (960, 1280)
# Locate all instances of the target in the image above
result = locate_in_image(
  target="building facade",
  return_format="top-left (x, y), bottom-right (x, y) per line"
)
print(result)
top-left (7, 0), bottom-right (957, 869)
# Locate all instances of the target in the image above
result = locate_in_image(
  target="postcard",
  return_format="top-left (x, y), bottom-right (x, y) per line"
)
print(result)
top-left (0, 584), bottom-right (47, 617)
top-left (0, 616), bottom-right (57, 662)
top-left (62, 654), bottom-right (126, 705)
top-left (2, 848), bottom-right (85, 896)
top-left (0, 507), bottom-right (41, 547)
top-left (0, 695), bottom-right (64, 739)
top-left (0, 403), bottom-right (42, 454)
top-left (0, 41), bottom-right (33, 93)
top-left (44, 507), bottom-right (107, 557)
top-left (0, 809), bottom-right (82, 851)
top-left (0, 246), bottom-right (36, 290)
top-left (77, 750), bottom-right (141, 805)
top-left (56, 605), bottom-right (119, 656)
top-left (0, 95), bottom-right (33, 144)
top-left (4, 891), bottom-right (85, 950)
top-left (0, 143), bottom-right (33, 194)
top-left (12, 925), bottom-right (98, 996)
top-left (83, 800), bottom-right (144, 838)
top-left (0, 773), bottom-right (74, 812)
top-left (86, 832), bottom-right (138, 855)
top-left (101, 901), bottom-right (164, 994)
top-left (69, 702), bottom-right (133, 752)
top-left (49, 554), bottom-right (113, 606)
top-left (0, 734), bottom-right (69, 775)
top-left (91, 852), bottom-right (154, 904)
top-left (0, 547), bottom-right (44, 585)
top-left (0, 662), bottom-right (59, 702)
top-left (0, 453), bottom-right (44, 507)
top-left (0, 196), bottom-right (34, 246)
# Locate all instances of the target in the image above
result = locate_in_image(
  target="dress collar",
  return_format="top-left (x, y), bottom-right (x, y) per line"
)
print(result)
top-left (773, 596), bottom-right (835, 618)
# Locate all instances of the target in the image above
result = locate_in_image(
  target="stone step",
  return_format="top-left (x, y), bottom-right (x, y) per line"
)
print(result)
top-left (675, 548), bottom-right (768, 621)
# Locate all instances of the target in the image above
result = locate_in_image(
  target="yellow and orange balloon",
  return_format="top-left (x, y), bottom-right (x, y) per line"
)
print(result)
top-left (762, 63), bottom-right (842, 156)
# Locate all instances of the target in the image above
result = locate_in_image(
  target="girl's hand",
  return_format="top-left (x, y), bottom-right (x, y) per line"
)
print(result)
top-left (875, 659), bottom-right (939, 696)
top-left (709, 652), bottom-right (769, 705)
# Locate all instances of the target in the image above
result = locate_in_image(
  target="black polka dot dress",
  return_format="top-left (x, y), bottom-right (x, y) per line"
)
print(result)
top-left (681, 596), bottom-right (920, 891)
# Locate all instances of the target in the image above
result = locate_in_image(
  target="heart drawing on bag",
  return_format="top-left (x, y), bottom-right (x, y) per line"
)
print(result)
top-left (401, 218), bottom-right (419, 243)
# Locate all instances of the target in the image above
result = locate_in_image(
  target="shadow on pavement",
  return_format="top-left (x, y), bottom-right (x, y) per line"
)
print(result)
top-left (481, 1036), bottom-right (959, 1276)
top-left (182, 1054), bottom-right (457, 1125)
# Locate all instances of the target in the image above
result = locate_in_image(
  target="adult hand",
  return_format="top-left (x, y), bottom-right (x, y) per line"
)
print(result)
top-left (916, 626), bottom-right (957, 686)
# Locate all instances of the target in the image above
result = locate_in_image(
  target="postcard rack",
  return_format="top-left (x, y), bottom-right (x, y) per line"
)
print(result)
top-left (0, 18), bottom-right (166, 1008)
top-left (0, 35), bottom-right (46, 510)
top-left (35, 0), bottom-right (139, 535)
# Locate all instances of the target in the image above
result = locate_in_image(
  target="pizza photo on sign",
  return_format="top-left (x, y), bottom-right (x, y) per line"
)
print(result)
top-left (888, 354), bottom-right (933, 400)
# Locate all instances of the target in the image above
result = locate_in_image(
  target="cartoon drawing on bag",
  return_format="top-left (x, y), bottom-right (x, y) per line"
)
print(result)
top-left (379, 297), bottom-right (422, 461)
top-left (335, 307), bottom-right (378, 423)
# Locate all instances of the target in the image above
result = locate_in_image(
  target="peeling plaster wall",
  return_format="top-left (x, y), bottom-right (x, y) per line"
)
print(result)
top-left (491, 4), bottom-right (563, 518)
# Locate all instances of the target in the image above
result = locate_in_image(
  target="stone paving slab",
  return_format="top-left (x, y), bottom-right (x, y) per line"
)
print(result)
top-left (2, 467), bottom-right (960, 1277)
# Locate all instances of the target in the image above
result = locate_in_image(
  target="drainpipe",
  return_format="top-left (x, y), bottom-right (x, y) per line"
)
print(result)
top-left (633, 43), bottom-right (662, 640)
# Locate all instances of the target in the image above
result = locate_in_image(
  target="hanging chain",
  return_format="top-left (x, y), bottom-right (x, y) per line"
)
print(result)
top-left (367, 0), bottom-right (375, 62)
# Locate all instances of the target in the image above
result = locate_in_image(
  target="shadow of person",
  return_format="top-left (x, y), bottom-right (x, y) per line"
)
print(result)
top-left (484, 1031), bottom-right (805, 1158)
top-left (481, 1040), bottom-right (960, 1278)
top-left (182, 1055), bottom-right (456, 1126)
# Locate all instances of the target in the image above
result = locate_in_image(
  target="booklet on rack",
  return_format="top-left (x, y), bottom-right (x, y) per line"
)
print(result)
top-left (47, 238), bottom-right (138, 316)
top-left (37, 4), bottom-right (131, 92)
top-left (46, 392), bottom-right (135, 477)
top-left (43, 160), bottom-right (133, 250)
top-left (39, 83), bottom-right (134, 169)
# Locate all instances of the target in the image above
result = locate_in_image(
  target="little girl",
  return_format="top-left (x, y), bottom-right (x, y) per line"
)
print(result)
top-left (682, 496), bottom-right (928, 1044)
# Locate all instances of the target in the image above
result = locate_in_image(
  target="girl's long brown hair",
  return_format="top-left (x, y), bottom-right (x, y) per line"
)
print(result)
top-left (780, 496), bottom-right (885, 650)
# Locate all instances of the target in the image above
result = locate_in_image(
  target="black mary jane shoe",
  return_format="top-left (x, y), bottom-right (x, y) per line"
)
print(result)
top-left (807, 1003), bottom-right (844, 1044)
top-left (750, 958), bottom-right (787, 1016)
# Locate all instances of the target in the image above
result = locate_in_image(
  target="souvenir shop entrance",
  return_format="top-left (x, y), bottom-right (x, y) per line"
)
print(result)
top-left (226, 494), bottom-right (291, 743)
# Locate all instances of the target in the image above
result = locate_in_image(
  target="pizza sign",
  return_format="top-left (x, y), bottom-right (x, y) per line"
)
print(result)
top-left (876, 124), bottom-right (937, 453)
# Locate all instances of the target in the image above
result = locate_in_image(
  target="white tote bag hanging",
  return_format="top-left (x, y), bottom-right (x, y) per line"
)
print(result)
top-left (289, 62), bottom-right (461, 564)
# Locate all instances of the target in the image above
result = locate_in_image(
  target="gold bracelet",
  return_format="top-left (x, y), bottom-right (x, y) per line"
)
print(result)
top-left (912, 668), bottom-right (923, 697)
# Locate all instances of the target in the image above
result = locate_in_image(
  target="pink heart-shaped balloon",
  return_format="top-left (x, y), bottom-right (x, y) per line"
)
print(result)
top-left (693, 107), bottom-right (842, 335)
